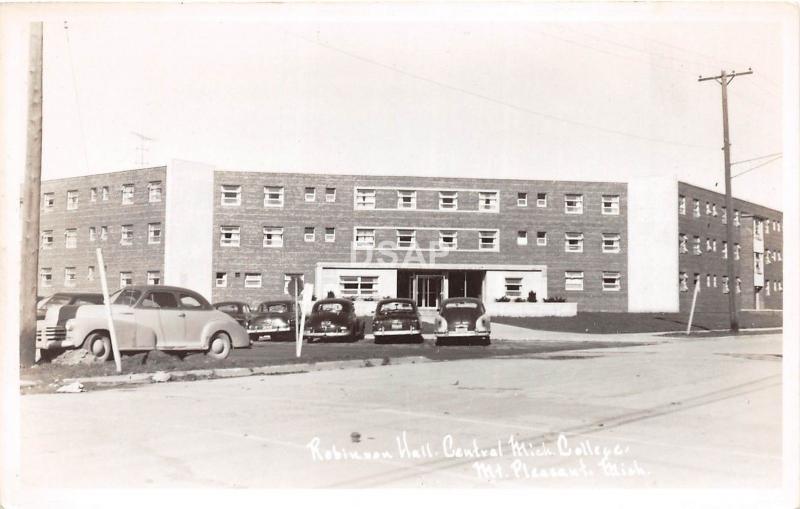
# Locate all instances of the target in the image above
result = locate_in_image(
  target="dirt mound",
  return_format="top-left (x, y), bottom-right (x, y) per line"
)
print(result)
top-left (50, 349), bottom-right (96, 366)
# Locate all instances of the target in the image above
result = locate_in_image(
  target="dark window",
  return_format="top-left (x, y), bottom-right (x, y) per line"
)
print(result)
top-left (141, 291), bottom-right (177, 309)
top-left (112, 289), bottom-right (142, 306)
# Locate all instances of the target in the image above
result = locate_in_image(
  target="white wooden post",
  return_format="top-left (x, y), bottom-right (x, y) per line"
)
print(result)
top-left (686, 280), bottom-right (701, 335)
top-left (96, 248), bottom-right (122, 372)
top-left (297, 284), bottom-right (313, 358)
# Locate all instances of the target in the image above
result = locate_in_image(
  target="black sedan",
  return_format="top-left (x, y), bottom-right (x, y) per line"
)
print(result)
top-left (434, 297), bottom-right (491, 346)
top-left (36, 292), bottom-right (104, 320)
top-left (248, 300), bottom-right (297, 341)
top-left (303, 298), bottom-right (365, 342)
top-left (213, 301), bottom-right (252, 329)
top-left (372, 298), bottom-right (423, 344)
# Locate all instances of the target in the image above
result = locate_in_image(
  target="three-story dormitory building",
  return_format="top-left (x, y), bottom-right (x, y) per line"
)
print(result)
top-left (37, 160), bottom-right (783, 313)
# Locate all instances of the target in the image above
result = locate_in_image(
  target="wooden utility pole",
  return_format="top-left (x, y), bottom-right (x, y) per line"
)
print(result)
top-left (698, 68), bottom-right (753, 332)
top-left (19, 22), bottom-right (44, 367)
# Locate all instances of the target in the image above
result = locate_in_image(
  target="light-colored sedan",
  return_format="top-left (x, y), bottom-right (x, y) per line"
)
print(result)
top-left (35, 285), bottom-right (250, 361)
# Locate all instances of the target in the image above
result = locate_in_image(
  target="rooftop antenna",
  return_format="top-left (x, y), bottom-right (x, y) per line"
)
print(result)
top-left (131, 131), bottom-right (156, 167)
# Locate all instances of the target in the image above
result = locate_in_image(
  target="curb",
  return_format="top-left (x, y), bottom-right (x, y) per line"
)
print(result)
top-left (49, 355), bottom-right (432, 388)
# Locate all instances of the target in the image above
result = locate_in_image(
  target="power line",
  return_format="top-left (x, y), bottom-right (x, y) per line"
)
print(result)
top-left (730, 152), bottom-right (782, 166)
top-left (64, 21), bottom-right (91, 174)
top-left (731, 155), bottom-right (782, 178)
top-left (282, 29), bottom-right (719, 151)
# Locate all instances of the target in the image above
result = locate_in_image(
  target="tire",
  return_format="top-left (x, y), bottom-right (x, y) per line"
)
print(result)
top-left (207, 331), bottom-right (232, 360)
top-left (83, 332), bottom-right (112, 362)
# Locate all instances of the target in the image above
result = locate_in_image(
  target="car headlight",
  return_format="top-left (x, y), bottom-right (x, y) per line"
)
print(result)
top-left (435, 316), bottom-right (448, 333)
top-left (475, 314), bottom-right (490, 333)
top-left (65, 319), bottom-right (75, 332)
top-left (339, 326), bottom-right (349, 332)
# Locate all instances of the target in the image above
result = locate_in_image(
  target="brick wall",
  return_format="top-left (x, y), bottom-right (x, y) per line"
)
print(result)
top-left (37, 167), bottom-right (167, 296)
top-left (677, 182), bottom-right (783, 312)
top-left (211, 171), bottom-right (628, 311)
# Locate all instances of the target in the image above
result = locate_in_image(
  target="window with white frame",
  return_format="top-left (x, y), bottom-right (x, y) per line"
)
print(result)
top-left (679, 195), bottom-right (686, 215)
top-left (736, 277), bottom-right (742, 294)
top-left (536, 192), bottom-right (547, 207)
top-left (355, 228), bottom-right (375, 248)
top-left (765, 220), bottom-right (770, 234)
top-left (479, 191), bottom-right (499, 212)
top-left (339, 275), bottom-right (378, 297)
top-left (565, 271), bottom-right (584, 291)
top-left (479, 230), bottom-right (498, 251)
top-left (693, 236), bottom-right (701, 255)
top-left (705, 202), bottom-right (712, 215)
top-left (536, 231), bottom-right (547, 246)
top-left (734, 243), bottom-right (740, 260)
top-left (734, 209), bottom-right (740, 226)
top-left (101, 186), bottom-right (109, 201)
top-left (221, 185), bottom-right (241, 206)
top-left (397, 229), bottom-right (416, 248)
top-left (776, 221), bottom-right (781, 232)
top-left (121, 184), bottom-right (134, 204)
top-left (439, 230), bottom-right (457, 250)
top-left (90, 187), bottom-right (97, 202)
top-left (41, 230), bottom-right (53, 249)
top-left (66, 190), bottom-right (79, 210)
top-left (89, 226), bottom-right (96, 242)
top-left (100, 226), bottom-right (108, 241)
top-left (712, 239), bottom-right (717, 252)
top-left (765, 280), bottom-right (771, 296)
top-left (148, 181), bottom-right (162, 202)
top-left (765, 249), bottom-right (772, 264)
top-left (304, 227), bottom-right (315, 242)
top-left (120, 225), bottom-right (133, 245)
top-left (65, 229), bottom-right (77, 249)
top-left (43, 192), bottom-right (54, 211)
top-left (517, 230), bottom-right (528, 246)
top-left (777, 251), bottom-right (782, 262)
top-left (87, 266), bottom-right (95, 281)
top-left (705, 274), bottom-right (711, 288)
top-left (565, 194), bottom-right (583, 214)
top-left (693, 199), bottom-right (701, 217)
top-left (120, 271), bottom-right (133, 288)
top-left (64, 267), bottom-right (76, 287)
top-left (215, 272), bottom-right (228, 287)
top-left (264, 186), bottom-right (284, 207)
top-left (713, 274), bottom-right (718, 288)
top-left (564, 232), bottom-right (584, 253)
top-left (220, 226), bottom-right (240, 247)
top-left (601, 195), bottom-right (620, 215)
top-left (712, 203), bottom-right (718, 217)
top-left (602, 271), bottom-right (621, 291)
top-left (517, 192), bottom-right (528, 207)
top-left (439, 191), bottom-right (458, 210)
top-left (325, 227), bottom-right (336, 243)
top-left (504, 277), bottom-right (523, 297)
top-left (722, 276), bottom-right (730, 294)
top-left (679, 272), bottom-right (688, 292)
top-left (693, 273), bottom-right (701, 287)
top-left (705, 237), bottom-right (712, 252)
top-left (304, 187), bottom-right (316, 202)
top-left (753, 218), bottom-right (764, 241)
top-left (721, 207), bottom-right (727, 224)
top-left (325, 187), bottom-right (336, 202)
top-left (355, 188), bottom-right (376, 209)
top-left (263, 227), bottom-right (283, 247)
top-left (40, 268), bottom-right (52, 287)
top-left (679, 234), bottom-right (688, 254)
top-left (147, 271), bottom-right (161, 285)
top-left (397, 190), bottom-right (416, 209)
top-left (722, 241), bottom-right (728, 259)
top-left (148, 223), bottom-right (161, 244)
top-left (244, 273), bottom-right (262, 288)
top-left (602, 233), bottom-right (621, 253)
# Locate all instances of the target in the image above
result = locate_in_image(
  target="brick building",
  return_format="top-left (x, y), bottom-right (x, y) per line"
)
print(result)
top-left (36, 161), bottom-right (783, 313)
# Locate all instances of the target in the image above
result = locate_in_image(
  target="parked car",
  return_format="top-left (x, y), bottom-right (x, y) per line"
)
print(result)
top-left (36, 292), bottom-right (104, 320)
top-left (248, 300), bottom-right (297, 341)
top-left (434, 297), bottom-right (491, 346)
top-left (372, 298), bottom-right (423, 343)
top-left (35, 285), bottom-right (250, 361)
top-left (213, 301), bottom-right (252, 329)
top-left (303, 298), bottom-right (365, 342)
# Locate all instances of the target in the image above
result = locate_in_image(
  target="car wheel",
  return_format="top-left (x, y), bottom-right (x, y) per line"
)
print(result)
top-left (84, 332), bottom-right (112, 362)
top-left (207, 331), bottom-right (232, 360)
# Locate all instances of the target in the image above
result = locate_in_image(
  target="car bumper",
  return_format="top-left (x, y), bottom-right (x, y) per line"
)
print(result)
top-left (248, 326), bottom-right (292, 334)
top-left (374, 329), bottom-right (421, 336)
top-left (435, 330), bottom-right (489, 338)
top-left (35, 338), bottom-right (78, 349)
top-left (304, 331), bottom-right (351, 338)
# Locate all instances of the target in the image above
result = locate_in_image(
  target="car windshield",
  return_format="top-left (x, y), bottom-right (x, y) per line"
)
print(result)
top-left (378, 301), bottom-right (414, 313)
top-left (111, 289), bottom-right (141, 306)
top-left (263, 303), bottom-right (289, 313)
top-left (316, 303), bottom-right (344, 314)
top-left (444, 301), bottom-right (479, 310)
top-left (216, 303), bottom-right (239, 313)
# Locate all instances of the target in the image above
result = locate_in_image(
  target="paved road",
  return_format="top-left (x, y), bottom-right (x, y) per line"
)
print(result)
top-left (17, 333), bottom-right (781, 498)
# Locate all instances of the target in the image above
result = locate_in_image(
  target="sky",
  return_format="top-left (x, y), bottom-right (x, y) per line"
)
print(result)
top-left (0, 2), bottom-right (791, 208)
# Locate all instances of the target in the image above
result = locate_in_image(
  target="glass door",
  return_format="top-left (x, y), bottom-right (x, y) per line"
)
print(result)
top-left (415, 275), bottom-right (443, 308)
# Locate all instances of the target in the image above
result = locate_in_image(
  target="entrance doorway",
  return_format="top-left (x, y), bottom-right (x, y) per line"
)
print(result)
top-left (415, 275), bottom-right (443, 308)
